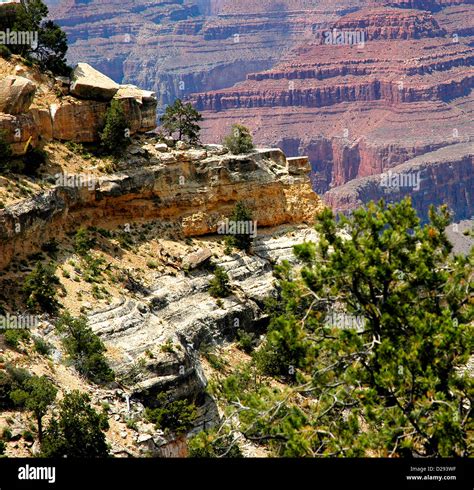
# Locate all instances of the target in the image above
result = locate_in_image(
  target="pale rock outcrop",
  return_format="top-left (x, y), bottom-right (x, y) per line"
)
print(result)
top-left (0, 76), bottom-right (37, 115)
top-left (70, 62), bottom-right (120, 101)
top-left (0, 144), bottom-right (323, 269)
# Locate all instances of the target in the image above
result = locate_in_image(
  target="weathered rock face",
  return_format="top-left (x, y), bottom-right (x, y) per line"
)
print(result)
top-left (0, 143), bottom-right (323, 269)
top-left (0, 76), bottom-right (37, 115)
top-left (0, 61), bottom-right (157, 152)
top-left (323, 142), bottom-right (474, 220)
top-left (47, 0), bottom-right (364, 111)
top-left (192, 4), bottom-right (474, 220)
top-left (87, 225), bottom-right (319, 404)
top-left (70, 62), bottom-right (120, 101)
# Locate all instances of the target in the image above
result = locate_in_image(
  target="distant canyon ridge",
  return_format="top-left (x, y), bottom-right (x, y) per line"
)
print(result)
top-left (46, 0), bottom-right (473, 220)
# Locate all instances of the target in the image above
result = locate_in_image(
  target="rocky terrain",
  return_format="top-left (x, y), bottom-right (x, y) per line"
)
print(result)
top-left (0, 53), bottom-right (324, 457)
top-left (192, 3), bottom-right (473, 220)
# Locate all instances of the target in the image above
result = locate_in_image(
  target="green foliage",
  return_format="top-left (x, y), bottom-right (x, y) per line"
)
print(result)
top-left (23, 262), bottom-right (60, 313)
top-left (10, 0), bottom-right (70, 75)
top-left (41, 390), bottom-right (109, 457)
top-left (160, 99), bottom-right (202, 143)
top-left (0, 440), bottom-right (5, 456)
top-left (74, 227), bottom-right (95, 255)
top-left (55, 312), bottom-right (114, 384)
top-left (236, 329), bottom-right (258, 354)
top-left (4, 328), bottom-right (30, 349)
top-left (144, 393), bottom-right (197, 435)
top-left (224, 202), bottom-right (254, 252)
top-left (223, 124), bottom-right (255, 155)
top-left (2, 427), bottom-right (12, 442)
top-left (33, 335), bottom-right (52, 356)
top-left (211, 198), bottom-right (473, 457)
top-left (209, 266), bottom-right (231, 298)
top-left (188, 429), bottom-right (243, 458)
top-left (10, 375), bottom-right (57, 442)
top-left (0, 45), bottom-right (12, 60)
top-left (100, 99), bottom-right (130, 156)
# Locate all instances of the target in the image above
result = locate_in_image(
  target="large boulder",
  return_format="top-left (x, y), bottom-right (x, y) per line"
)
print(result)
top-left (50, 99), bottom-right (108, 142)
top-left (0, 76), bottom-right (37, 115)
top-left (114, 84), bottom-right (157, 132)
top-left (70, 63), bottom-right (119, 102)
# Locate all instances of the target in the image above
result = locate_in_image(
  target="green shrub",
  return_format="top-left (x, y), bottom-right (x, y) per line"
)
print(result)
top-left (0, 440), bottom-right (5, 455)
top-left (188, 430), bottom-right (242, 458)
top-left (4, 328), bottom-right (30, 349)
top-left (0, 45), bottom-right (11, 60)
top-left (55, 312), bottom-right (114, 384)
top-left (2, 427), bottom-right (12, 442)
top-left (33, 336), bottom-right (52, 356)
top-left (23, 262), bottom-right (60, 313)
top-left (100, 99), bottom-right (130, 155)
top-left (144, 393), bottom-right (197, 435)
top-left (41, 391), bottom-right (109, 457)
top-left (209, 267), bottom-right (231, 298)
top-left (236, 329), bottom-right (257, 354)
top-left (223, 124), bottom-right (254, 155)
top-left (74, 228), bottom-right (96, 257)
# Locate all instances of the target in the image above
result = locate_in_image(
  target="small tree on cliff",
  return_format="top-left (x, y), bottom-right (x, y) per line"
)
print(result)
top-left (100, 100), bottom-right (130, 156)
top-left (223, 124), bottom-right (254, 155)
top-left (160, 99), bottom-right (202, 144)
top-left (41, 390), bottom-right (109, 457)
top-left (11, 0), bottom-right (69, 75)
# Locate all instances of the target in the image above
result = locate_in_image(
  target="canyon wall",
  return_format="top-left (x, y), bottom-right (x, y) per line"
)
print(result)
top-left (192, 4), bottom-right (473, 220)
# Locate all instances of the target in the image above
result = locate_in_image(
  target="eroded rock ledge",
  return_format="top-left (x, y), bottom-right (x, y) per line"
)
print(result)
top-left (0, 143), bottom-right (323, 269)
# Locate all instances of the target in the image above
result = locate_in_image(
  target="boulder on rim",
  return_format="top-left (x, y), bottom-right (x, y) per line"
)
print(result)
top-left (70, 63), bottom-right (119, 102)
top-left (0, 76), bottom-right (36, 115)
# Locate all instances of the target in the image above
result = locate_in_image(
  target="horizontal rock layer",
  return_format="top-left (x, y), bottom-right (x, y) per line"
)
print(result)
top-left (0, 145), bottom-right (323, 269)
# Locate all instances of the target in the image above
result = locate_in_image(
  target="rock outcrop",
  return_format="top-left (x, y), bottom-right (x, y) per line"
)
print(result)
top-left (0, 143), bottom-right (323, 269)
top-left (0, 61), bottom-right (157, 154)
top-left (87, 226), bottom-right (319, 404)
top-left (70, 62), bottom-right (120, 101)
top-left (0, 76), bottom-right (37, 115)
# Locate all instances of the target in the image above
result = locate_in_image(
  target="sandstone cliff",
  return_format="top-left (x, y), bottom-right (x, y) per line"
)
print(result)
top-left (0, 57), bottom-right (157, 155)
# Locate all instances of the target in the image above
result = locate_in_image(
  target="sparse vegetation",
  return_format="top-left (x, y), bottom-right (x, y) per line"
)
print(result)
top-left (223, 124), bottom-right (255, 155)
top-left (144, 393), bottom-right (197, 436)
top-left (160, 99), bottom-right (202, 144)
top-left (209, 267), bottom-right (231, 298)
top-left (55, 312), bottom-right (114, 384)
top-left (23, 262), bottom-right (60, 313)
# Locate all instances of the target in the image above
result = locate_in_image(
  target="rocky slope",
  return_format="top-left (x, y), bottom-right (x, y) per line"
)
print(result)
top-left (192, 4), bottom-right (473, 220)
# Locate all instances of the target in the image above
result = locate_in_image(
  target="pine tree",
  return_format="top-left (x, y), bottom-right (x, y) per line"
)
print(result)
top-left (160, 99), bottom-right (202, 143)
top-left (100, 100), bottom-right (130, 155)
top-left (211, 198), bottom-right (473, 457)
top-left (11, 0), bottom-right (69, 75)
top-left (41, 390), bottom-right (109, 457)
